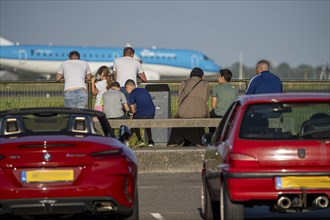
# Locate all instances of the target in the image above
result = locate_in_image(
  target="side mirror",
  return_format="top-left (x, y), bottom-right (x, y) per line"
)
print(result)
top-left (118, 125), bottom-right (131, 143)
top-left (202, 132), bottom-right (213, 146)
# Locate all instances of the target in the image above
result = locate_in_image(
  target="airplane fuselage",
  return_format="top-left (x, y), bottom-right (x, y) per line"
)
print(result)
top-left (0, 42), bottom-right (220, 80)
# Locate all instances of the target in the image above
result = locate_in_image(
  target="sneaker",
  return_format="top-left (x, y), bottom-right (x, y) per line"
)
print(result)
top-left (136, 140), bottom-right (145, 147)
top-left (148, 141), bottom-right (155, 147)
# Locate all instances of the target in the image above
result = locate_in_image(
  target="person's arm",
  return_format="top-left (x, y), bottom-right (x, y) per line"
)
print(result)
top-left (123, 103), bottom-right (129, 113)
top-left (245, 75), bottom-right (258, 94)
top-left (211, 96), bottom-right (217, 109)
top-left (56, 73), bottom-right (63, 82)
top-left (85, 62), bottom-right (92, 81)
top-left (91, 77), bottom-right (98, 95)
top-left (86, 73), bottom-right (92, 81)
top-left (56, 63), bottom-right (64, 82)
top-left (113, 70), bottom-right (117, 81)
top-left (138, 72), bottom-right (147, 82)
top-left (130, 104), bottom-right (136, 114)
top-left (245, 83), bottom-right (255, 95)
top-left (129, 104), bottom-right (136, 119)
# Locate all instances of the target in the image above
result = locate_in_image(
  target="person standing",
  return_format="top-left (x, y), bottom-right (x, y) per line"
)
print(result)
top-left (113, 47), bottom-right (147, 94)
top-left (125, 79), bottom-right (155, 147)
top-left (246, 59), bottom-right (283, 94)
top-left (101, 81), bottom-right (129, 119)
top-left (91, 66), bottom-right (112, 111)
top-left (56, 51), bottom-right (92, 108)
top-left (169, 67), bottom-right (209, 146)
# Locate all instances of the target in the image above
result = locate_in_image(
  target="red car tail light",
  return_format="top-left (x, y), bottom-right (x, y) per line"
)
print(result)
top-left (230, 153), bottom-right (259, 167)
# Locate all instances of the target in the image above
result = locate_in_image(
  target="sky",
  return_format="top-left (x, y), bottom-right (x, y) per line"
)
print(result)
top-left (0, 0), bottom-right (329, 68)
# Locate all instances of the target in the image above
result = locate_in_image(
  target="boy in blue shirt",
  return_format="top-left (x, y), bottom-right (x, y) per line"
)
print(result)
top-left (125, 79), bottom-right (156, 147)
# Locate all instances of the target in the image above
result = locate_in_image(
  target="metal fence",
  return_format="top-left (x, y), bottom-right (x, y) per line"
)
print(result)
top-left (1, 80), bottom-right (329, 112)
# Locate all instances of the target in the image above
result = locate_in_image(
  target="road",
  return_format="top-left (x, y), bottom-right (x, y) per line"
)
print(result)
top-left (139, 173), bottom-right (330, 220)
top-left (3, 173), bottom-right (329, 220)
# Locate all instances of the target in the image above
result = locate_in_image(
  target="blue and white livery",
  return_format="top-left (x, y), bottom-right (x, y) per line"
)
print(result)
top-left (0, 37), bottom-right (220, 80)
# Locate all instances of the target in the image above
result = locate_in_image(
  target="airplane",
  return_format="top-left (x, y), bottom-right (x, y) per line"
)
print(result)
top-left (0, 37), bottom-right (220, 80)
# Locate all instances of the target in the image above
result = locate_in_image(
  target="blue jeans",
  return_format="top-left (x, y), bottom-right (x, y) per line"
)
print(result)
top-left (64, 88), bottom-right (88, 108)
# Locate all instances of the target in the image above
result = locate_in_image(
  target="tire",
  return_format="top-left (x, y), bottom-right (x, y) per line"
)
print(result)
top-left (220, 181), bottom-right (244, 220)
top-left (201, 176), bottom-right (220, 220)
top-left (201, 176), bottom-right (213, 220)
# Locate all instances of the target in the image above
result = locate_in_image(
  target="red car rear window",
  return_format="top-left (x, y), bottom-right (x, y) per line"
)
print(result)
top-left (239, 102), bottom-right (330, 140)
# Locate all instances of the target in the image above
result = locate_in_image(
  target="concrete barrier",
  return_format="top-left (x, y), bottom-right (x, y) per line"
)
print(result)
top-left (135, 146), bottom-right (205, 173)
top-left (93, 119), bottom-right (217, 173)
top-left (108, 118), bottom-right (221, 128)
top-left (106, 118), bottom-right (217, 173)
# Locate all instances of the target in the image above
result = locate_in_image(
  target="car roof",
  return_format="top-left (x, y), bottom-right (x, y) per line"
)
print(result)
top-left (238, 93), bottom-right (330, 106)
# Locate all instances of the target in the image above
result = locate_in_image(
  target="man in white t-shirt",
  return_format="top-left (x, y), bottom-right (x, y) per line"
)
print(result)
top-left (56, 51), bottom-right (92, 108)
top-left (113, 47), bottom-right (147, 101)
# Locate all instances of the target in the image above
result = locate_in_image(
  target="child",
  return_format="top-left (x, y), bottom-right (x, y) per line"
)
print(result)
top-left (101, 81), bottom-right (129, 119)
top-left (91, 66), bottom-right (112, 111)
top-left (125, 79), bottom-right (156, 147)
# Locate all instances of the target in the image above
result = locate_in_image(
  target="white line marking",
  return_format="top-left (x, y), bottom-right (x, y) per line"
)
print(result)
top-left (151, 213), bottom-right (166, 220)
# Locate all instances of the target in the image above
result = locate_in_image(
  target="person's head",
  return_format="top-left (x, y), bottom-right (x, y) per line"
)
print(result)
top-left (69, 51), bottom-right (80, 60)
top-left (96, 66), bottom-right (110, 77)
top-left (123, 47), bottom-right (135, 57)
top-left (219, 69), bottom-right (233, 83)
top-left (256, 60), bottom-right (270, 74)
top-left (125, 79), bottom-right (136, 94)
top-left (109, 81), bottom-right (121, 90)
top-left (190, 67), bottom-right (204, 79)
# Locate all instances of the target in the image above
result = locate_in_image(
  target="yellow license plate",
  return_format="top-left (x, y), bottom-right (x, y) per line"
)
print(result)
top-left (21, 170), bottom-right (74, 183)
top-left (275, 176), bottom-right (330, 189)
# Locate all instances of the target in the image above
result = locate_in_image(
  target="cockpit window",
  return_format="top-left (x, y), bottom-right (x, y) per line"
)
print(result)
top-left (203, 55), bottom-right (209, 60)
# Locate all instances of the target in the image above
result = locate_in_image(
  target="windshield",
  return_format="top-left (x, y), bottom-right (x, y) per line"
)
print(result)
top-left (239, 102), bottom-right (330, 140)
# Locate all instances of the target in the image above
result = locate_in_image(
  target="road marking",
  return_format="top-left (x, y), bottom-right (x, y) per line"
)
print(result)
top-left (151, 213), bottom-right (166, 220)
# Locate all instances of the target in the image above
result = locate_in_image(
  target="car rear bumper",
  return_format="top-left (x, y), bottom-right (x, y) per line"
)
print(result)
top-left (223, 171), bottom-right (330, 201)
top-left (0, 196), bottom-right (133, 217)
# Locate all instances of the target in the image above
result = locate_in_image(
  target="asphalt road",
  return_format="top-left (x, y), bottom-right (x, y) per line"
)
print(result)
top-left (139, 173), bottom-right (330, 220)
top-left (3, 173), bottom-right (329, 220)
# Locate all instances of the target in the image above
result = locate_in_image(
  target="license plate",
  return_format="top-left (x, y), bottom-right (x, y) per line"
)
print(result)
top-left (21, 170), bottom-right (74, 183)
top-left (275, 176), bottom-right (330, 189)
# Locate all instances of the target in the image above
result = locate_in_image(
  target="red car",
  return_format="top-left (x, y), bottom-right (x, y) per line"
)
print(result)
top-left (201, 93), bottom-right (330, 220)
top-left (0, 108), bottom-right (138, 220)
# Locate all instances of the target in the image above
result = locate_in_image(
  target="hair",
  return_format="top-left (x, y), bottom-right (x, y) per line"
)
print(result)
top-left (109, 81), bottom-right (120, 89)
top-left (190, 67), bottom-right (204, 78)
top-left (96, 65), bottom-right (110, 76)
top-left (257, 59), bottom-right (270, 70)
top-left (220, 69), bottom-right (233, 82)
top-left (125, 79), bottom-right (136, 87)
top-left (96, 65), bottom-right (112, 89)
top-left (123, 47), bottom-right (135, 56)
top-left (69, 51), bottom-right (80, 59)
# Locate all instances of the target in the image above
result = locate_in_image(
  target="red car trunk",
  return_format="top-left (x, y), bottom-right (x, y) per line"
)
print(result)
top-left (234, 139), bottom-right (330, 168)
